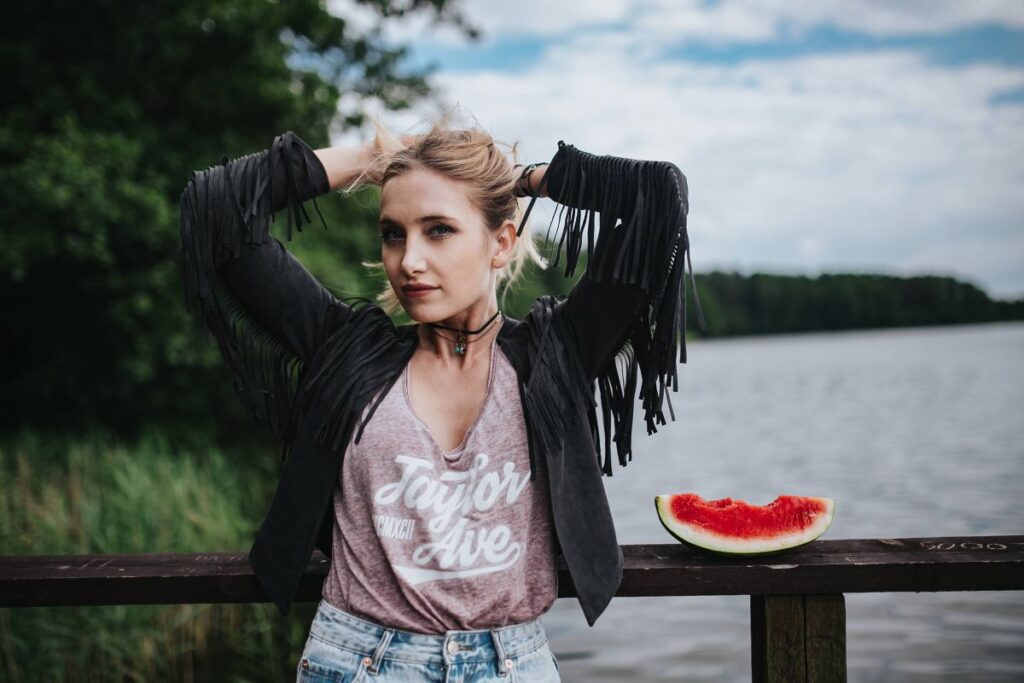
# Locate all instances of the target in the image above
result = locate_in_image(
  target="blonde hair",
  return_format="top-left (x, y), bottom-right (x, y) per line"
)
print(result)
top-left (340, 109), bottom-right (548, 316)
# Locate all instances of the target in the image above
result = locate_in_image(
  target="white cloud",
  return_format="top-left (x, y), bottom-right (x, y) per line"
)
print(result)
top-left (435, 0), bottom-right (633, 38)
top-left (349, 34), bottom-right (1024, 295)
top-left (327, 0), bottom-right (633, 45)
top-left (637, 0), bottom-right (1024, 43)
top-left (793, 0), bottom-right (1024, 37)
top-left (329, 0), bottom-right (1024, 47)
top-left (325, 1), bottom-right (1024, 296)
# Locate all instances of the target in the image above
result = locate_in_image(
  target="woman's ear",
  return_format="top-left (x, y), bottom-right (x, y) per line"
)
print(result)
top-left (492, 219), bottom-right (517, 269)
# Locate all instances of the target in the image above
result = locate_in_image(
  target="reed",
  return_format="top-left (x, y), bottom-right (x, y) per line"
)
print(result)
top-left (0, 428), bottom-right (315, 682)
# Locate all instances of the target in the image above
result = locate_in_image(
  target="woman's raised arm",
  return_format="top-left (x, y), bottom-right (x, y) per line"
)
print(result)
top-left (313, 143), bottom-right (375, 191)
top-left (524, 141), bottom-right (707, 475)
top-left (179, 132), bottom-right (370, 450)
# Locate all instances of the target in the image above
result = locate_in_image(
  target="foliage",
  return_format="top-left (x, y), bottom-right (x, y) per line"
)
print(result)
top-left (0, 428), bottom-right (321, 682)
top-left (0, 0), bottom-right (481, 441)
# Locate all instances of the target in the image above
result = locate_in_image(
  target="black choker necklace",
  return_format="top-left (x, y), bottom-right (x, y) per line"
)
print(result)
top-left (424, 310), bottom-right (502, 355)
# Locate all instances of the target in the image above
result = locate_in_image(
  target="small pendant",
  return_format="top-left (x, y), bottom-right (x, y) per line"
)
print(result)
top-left (454, 330), bottom-right (467, 355)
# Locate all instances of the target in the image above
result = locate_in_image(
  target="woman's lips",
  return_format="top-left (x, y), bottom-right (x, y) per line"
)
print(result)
top-left (402, 286), bottom-right (438, 298)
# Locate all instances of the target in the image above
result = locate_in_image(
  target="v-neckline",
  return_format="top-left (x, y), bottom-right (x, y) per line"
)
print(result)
top-left (402, 330), bottom-right (501, 461)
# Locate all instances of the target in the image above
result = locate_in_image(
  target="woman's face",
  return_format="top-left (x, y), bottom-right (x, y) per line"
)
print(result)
top-left (378, 166), bottom-right (512, 323)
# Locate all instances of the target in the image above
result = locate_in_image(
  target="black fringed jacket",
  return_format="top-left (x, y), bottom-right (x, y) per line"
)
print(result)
top-left (178, 131), bottom-right (702, 627)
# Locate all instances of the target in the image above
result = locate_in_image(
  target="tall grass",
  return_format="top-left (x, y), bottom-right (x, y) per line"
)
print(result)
top-left (0, 429), bottom-right (319, 682)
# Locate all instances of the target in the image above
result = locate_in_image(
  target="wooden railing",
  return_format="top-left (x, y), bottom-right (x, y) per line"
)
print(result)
top-left (3, 535), bottom-right (1022, 682)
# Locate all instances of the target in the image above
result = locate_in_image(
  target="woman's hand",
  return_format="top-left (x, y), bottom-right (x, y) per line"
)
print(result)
top-left (313, 144), bottom-right (377, 191)
top-left (512, 162), bottom-right (550, 198)
top-left (314, 134), bottom-right (418, 191)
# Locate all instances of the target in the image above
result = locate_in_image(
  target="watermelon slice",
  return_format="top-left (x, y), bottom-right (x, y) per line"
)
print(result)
top-left (654, 493), bottom-right (835, 555)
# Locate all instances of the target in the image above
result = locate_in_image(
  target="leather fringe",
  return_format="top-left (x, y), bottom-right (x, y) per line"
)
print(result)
top-left (178, 132), bottom-right (327, 452)
top-left (542, 141), bottom-right (707, 475)
top-left (294, 300), bottom-right (416, 459)
top-left (521, 296), bottom-right (581, 479)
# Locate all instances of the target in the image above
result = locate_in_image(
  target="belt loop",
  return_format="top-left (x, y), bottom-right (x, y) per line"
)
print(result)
top-left (367, 627), bottom-right (394, 674)
top-left (490, 628), bottom-right (509, 676)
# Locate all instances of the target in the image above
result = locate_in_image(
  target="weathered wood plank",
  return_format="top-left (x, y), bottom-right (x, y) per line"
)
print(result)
top-left (1, 536), bottom-right (1021, 608)
top-left (751, 595), bottom-right (846, 683)
top-left (0, 552), bottom-right (330, 607)
top-left (751, 595), bottom-right (768, 681)
top-left (804, 594), bottom-right (846, 682)
top-left (751, 595), bottom-right (806, 683)
top-left (614, 536), bottom-right (1024, 598)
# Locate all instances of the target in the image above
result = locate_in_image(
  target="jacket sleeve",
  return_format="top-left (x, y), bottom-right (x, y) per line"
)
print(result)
top-left (179, 131), bottom-right (347, 448)
top-left (540, 141), bottom-right (706, 475)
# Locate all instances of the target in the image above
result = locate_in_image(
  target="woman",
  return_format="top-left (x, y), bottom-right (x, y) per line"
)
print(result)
top-left (179, 112), bottom-right (702, 682)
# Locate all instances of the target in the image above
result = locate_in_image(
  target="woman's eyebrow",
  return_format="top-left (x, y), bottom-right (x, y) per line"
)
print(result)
top-left (378, 214), bottom-right (458, 227)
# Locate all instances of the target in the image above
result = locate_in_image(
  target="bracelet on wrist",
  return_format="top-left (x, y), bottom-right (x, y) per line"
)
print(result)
top-left (513, 162), bottom-right (549, 198)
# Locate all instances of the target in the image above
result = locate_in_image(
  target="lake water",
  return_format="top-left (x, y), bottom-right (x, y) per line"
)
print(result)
top-left (540, 322), bottom-right (1024, 682)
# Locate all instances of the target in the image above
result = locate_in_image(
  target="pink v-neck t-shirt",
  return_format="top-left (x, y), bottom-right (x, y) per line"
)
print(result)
top-left (321, 332), bottom-right (559, 634)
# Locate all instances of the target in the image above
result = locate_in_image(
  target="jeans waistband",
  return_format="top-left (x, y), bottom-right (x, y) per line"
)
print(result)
top-left (309, 599), bottom-right (549, 668)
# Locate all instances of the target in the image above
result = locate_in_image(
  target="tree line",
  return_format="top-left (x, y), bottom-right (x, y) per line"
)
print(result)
top-left (692, 271), bottom-right (1023, 337)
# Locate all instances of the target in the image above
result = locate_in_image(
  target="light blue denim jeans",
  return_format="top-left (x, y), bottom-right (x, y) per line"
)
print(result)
top-left (296, 599), bottom-right (561, 682)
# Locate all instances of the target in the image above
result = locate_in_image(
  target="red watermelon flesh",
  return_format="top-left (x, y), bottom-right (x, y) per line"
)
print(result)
top-left (654, 493), bottom-right (835, 555)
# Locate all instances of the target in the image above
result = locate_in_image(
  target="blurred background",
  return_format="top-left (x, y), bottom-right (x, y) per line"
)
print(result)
top-left (1, 1), bottom-right (1021, 681)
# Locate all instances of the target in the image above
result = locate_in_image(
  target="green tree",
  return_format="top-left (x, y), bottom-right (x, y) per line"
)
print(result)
top-left (0, 0), bottom-right (479, 443)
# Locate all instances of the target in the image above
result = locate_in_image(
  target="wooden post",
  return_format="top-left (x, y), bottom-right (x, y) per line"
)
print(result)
top-left (751, 594), bottom-right (846, 683)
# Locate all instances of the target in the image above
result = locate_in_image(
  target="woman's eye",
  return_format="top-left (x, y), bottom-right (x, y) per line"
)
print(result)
top-left (430, 223), bottom-right (454, 237)
top-left (380, 225), bottom-right (452, 243)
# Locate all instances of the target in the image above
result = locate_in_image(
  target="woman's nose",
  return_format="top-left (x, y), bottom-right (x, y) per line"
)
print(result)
top-left (401, 244), bottom-right (426, 275)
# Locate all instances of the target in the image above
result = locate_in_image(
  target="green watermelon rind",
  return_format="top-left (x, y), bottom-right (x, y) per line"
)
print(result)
top-left (653, 494), bottom-right (835, 557)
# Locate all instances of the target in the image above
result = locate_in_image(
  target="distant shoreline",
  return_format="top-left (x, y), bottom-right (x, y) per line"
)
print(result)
top-left (686, 318), bottom-right (1023, 343)
top-left (688, 271), bottom-right (1023, 338)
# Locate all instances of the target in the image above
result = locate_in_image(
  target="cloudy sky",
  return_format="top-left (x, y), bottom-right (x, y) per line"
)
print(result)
top-left (328, 0), bottom-right (1024, 298)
